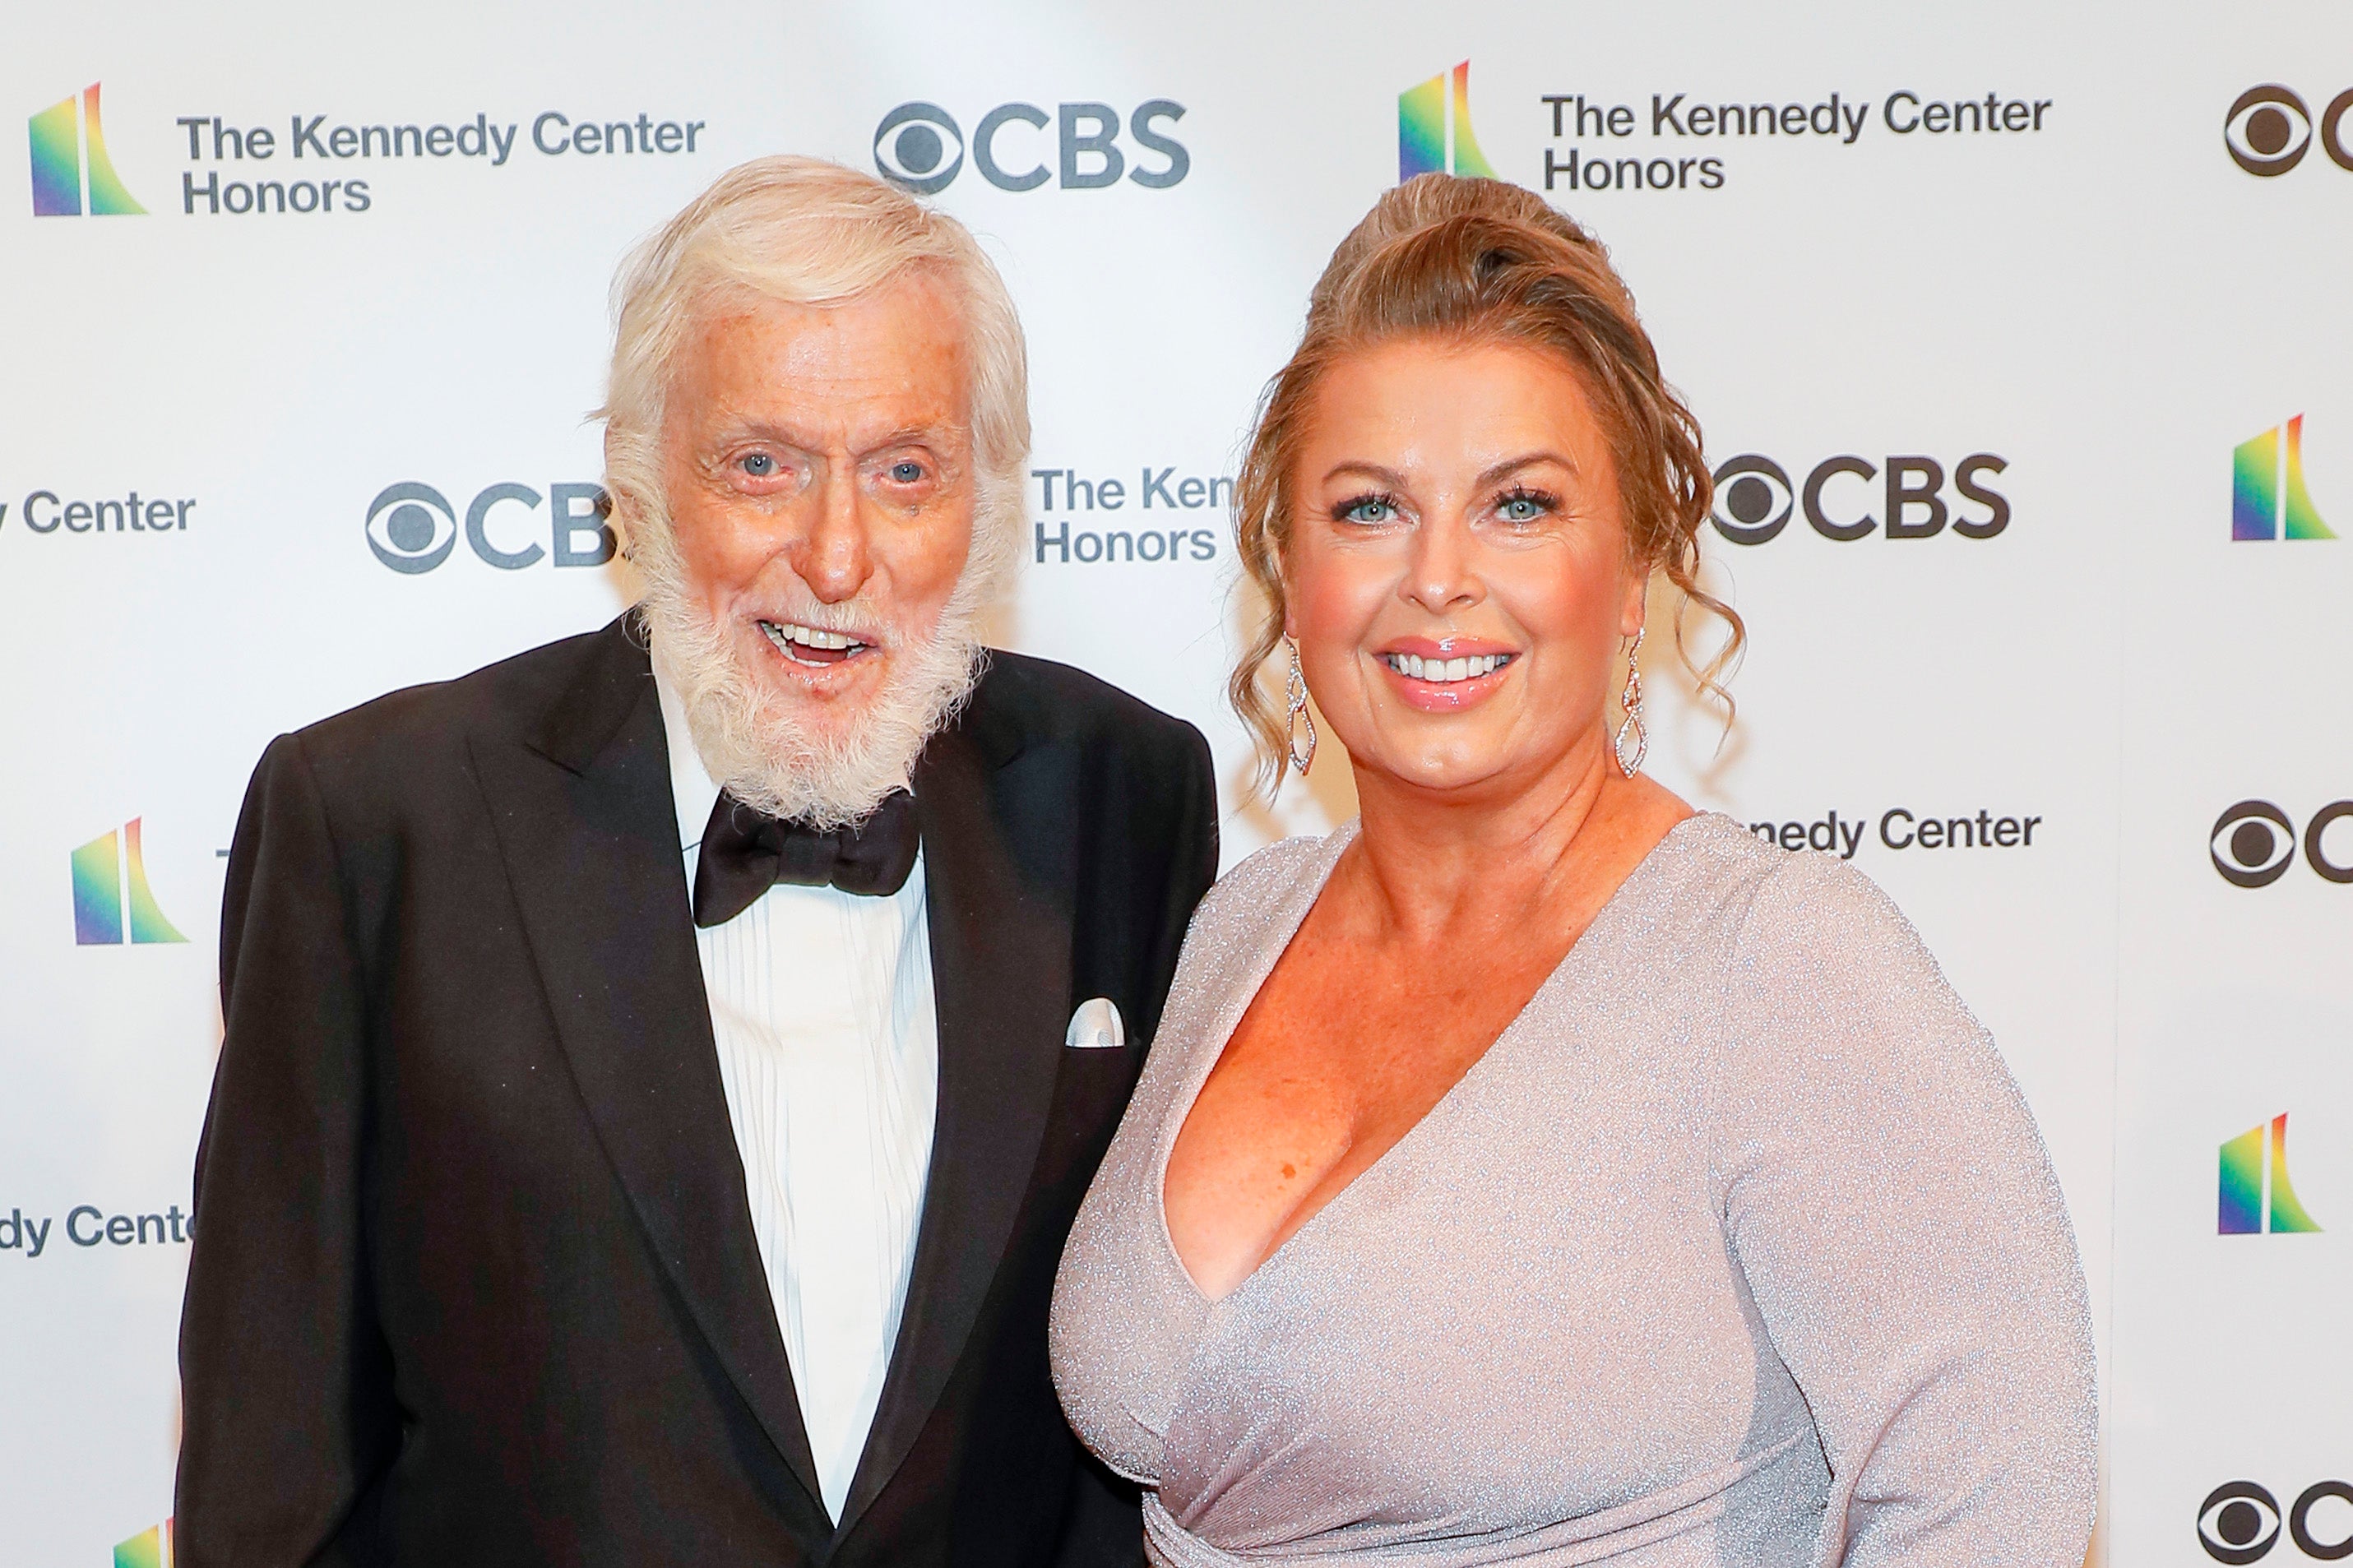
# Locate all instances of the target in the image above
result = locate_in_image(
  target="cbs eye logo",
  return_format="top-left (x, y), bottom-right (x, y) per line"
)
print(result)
top-left (366, 480), bottom-right (614, 574)
top-left (1706, 452), bottom-right (2009, 545)
top-left (2211, 798), bottom-right (2353, 887)
top-left (873, 99), bottom-right (1188, 195)
top-left (2199, 1480), bottom-right (2353, 1563)
top-left (2226, 85), bottom-right (2353, 176)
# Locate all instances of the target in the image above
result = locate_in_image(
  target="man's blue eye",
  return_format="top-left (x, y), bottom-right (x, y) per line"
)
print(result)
top-left (890, 460), bottom-right (924, 483)
top-left (742, 454), bottom-right (775, 477)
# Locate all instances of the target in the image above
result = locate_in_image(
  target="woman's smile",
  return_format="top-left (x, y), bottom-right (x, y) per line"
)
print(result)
top-left (1371, 637), bottom-right (1520, 711)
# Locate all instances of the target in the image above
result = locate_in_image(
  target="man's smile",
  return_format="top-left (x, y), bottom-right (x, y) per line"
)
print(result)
top-left (759, 617), bottom-right (876, 668)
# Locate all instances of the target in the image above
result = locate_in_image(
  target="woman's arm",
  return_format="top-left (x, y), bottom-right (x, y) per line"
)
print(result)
top-left (1711, 854), bottom-right (2096, 1567)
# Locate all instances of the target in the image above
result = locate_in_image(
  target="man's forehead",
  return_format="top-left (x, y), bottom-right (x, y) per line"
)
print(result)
top-left (675, 279), bottom-right (971, 435)
top-left (696, 272), bottom-right (962, 355)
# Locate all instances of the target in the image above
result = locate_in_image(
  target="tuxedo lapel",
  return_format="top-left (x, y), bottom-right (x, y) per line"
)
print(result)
top-left (468, 617), bottom-right (826, 1515)
top-left (838, 715), bottom-right (1073, 1533)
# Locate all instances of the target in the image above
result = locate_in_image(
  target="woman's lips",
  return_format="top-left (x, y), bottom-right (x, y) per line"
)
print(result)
top-left (1378, 650), bottom-right (1512, 684)
top-left (1373, 647), bottom-right (1517, 710)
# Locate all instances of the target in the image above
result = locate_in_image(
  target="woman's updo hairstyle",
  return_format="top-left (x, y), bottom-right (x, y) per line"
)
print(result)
top-left (1230, 173), bottom-right (1741, 789)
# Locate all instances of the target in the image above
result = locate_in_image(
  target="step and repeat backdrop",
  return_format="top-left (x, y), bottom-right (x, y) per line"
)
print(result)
top-left (3, 0), bottom-right (2347, 1561)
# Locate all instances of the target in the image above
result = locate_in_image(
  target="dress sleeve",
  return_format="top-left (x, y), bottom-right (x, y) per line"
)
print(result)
top-left (1709, 854), bottom-right (2096, 1568)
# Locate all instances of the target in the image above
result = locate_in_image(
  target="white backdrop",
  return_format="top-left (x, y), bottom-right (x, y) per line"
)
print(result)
top-left (3, 2), bottom-right (2348, 1562)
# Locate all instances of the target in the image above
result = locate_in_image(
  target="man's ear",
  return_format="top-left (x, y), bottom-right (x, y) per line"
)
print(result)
top-left (600, 426), bottom-right (643, 562)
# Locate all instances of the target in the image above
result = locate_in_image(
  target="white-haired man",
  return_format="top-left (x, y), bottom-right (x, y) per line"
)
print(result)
top-left (176, 158), bottom-right (1216, 1567)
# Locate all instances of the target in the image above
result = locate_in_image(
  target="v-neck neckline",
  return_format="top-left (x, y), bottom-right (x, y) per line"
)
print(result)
top-left (1152, 813), bottom-right (1711, 1307)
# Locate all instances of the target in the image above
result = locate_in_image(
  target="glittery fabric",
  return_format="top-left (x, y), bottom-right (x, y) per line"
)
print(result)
top-left (1049, 814), bottom-right (2097, 1567)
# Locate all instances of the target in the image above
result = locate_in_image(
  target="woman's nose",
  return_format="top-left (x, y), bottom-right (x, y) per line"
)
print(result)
top-left (1402, 515), bottom-right (1483, 614)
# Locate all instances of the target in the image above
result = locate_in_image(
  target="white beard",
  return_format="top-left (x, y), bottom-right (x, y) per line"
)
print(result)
top-left (639, 567), bottom-right (985, 833)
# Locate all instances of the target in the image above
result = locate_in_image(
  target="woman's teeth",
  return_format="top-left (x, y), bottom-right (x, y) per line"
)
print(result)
top-left (761, 620), bottom-right (869, 664)
top-left (1383, 652), bottom-right (1509, 683)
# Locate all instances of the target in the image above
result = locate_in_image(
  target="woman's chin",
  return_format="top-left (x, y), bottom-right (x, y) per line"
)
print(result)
top-left (1355, 744), bottom-right (1526, 800)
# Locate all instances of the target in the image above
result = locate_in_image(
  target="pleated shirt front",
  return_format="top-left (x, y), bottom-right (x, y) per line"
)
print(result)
top-left (656, 671), bottom-right (938, 1524)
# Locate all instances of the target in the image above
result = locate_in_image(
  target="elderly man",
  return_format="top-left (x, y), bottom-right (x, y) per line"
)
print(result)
top-left (176, 158), bottom-right (1216, 1566)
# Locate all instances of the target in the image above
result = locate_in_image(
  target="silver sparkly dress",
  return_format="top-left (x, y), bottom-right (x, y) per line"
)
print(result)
top-left (1049, 815), bottom-right (2096, 1567)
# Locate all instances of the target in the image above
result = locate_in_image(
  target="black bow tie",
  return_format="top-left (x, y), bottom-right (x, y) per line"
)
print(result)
top-left (692, 789), bottom-right (920, 927)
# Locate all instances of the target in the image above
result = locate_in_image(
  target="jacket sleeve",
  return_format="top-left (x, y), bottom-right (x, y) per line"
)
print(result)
top-left (177, 732), bottom-right (398, 1566)
top-left (1156, 722), bottom-right (1220, 995)
top-left (1711, 855), bottom-right (2098, 1568)
top-left (1052, 719), bottom-right (1215, 1568)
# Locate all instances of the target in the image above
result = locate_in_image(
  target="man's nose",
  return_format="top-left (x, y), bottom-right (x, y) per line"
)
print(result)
top-left (793, 465), bottom-right (873, 604)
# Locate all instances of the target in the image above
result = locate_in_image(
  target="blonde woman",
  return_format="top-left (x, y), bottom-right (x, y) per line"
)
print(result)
top-left (1049, 175), bottom-right (2096, 1566)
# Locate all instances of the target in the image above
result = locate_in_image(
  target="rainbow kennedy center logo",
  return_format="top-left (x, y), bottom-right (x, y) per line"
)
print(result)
top-left (2219, 1113), bottom-right (2321, 1235)
top-left (115, 1519), bottom-right (174, 1567)
top-left (2234, 415), bottom-right (2337, 540)
top-left (71, 818), bottom-right (186, 946)
top-left (29, 83), bottom-right (144, 216)
top-left (1400, 61), bottom-right (1496, 181)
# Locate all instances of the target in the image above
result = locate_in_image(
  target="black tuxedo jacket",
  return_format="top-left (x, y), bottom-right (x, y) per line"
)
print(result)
top-left (177, 614), bottom-right (1216, 1566)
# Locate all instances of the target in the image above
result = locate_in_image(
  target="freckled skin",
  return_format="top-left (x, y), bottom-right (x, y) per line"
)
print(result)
top-left (1163, 338), bottom-right (1694, 1301)
top-left (643, 272), bottom-right (977, 756)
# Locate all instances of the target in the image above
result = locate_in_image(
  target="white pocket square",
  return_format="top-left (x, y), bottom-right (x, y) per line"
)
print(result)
top-left (1066, 997), bottom-right (1124, 1050)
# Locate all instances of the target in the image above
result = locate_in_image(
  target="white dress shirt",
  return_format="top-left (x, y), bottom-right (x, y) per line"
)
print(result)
top-left (655, 668), bottom-right (939, 1524)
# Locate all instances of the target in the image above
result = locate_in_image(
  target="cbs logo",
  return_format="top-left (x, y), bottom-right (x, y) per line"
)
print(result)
top-left (2210, 798), bottom-right (2353, 887)
top-left (2226, 86), bottom-right (2353, 176)
top-left (873, 99), bottom-right (1188, 195)
top-left (2199, 1480), bottom-right (2353, 1563)
top-left (1707, 453), bottom-right (2009, 545)
top-left (366, 481), bottom-right (614, 574)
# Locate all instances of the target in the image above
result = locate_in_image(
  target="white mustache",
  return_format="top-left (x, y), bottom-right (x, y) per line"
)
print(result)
top-left (642, 568), bottom-right (983, 831)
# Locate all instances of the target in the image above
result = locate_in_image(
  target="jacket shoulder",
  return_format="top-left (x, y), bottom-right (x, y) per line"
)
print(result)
top-left (289, 619), bottom-right (631, 771)
top-left (968, 648), bottom-right (1206, 763)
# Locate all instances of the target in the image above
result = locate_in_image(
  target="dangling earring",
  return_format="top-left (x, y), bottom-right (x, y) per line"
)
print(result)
top-left (1285, 636), bottom-right (1318, 776)
top-left (1614, 627), bottom-right (1647, 779)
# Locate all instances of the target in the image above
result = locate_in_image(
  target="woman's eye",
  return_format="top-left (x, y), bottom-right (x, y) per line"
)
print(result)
top-left (1340, 497), bottom-right (1396, 524)
top-left (1497, 491), bottom-right (1554, 523)
top-left (888, 460), bottom-right (925, 483)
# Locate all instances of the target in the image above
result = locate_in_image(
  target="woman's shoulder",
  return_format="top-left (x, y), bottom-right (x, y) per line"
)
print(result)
top-left (1659, 812), bottom-right (1923, 958)
top-left (1186, 826), bottom-right (1350, 937)
top-left (1670, 815), bottom-right (1998, 1091)
top-left (1128, 830), bottom-right (1345, 1093)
